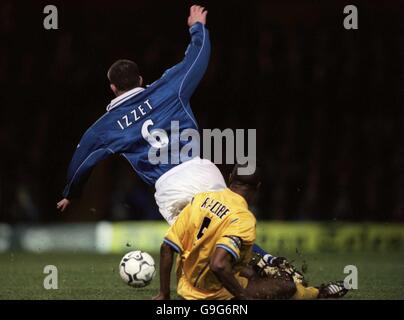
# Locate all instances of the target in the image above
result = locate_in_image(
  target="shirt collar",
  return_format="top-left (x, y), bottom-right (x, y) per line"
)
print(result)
top-left (106, 87), bottom-right (145, 111)
top-left (226, 188), bottom-right (249, 209)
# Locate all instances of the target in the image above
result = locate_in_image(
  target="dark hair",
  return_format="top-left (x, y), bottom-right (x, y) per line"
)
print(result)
top-left (230, 162), bottom-right (262, 189)
top-left (107, 59), bottom-right (141, 91)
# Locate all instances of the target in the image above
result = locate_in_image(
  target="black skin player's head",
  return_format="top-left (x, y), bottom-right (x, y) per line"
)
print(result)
top-left (107, 59), bottom-right (143, 97)
top-left (228, 163), bottom-right (262, 205)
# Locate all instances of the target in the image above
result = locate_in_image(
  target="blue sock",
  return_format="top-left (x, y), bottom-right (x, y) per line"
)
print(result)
top-left (253, 243), bottom-right (274, 263)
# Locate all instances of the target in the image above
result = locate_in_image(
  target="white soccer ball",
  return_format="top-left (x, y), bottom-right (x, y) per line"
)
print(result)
top-left (119, 250), bottom-right (156, 288)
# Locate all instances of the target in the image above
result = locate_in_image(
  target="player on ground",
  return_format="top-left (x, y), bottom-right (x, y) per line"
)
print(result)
top-left (56, 5), bottom-right (276, 263)
top-left (154, 164), bottom-right (349, 300)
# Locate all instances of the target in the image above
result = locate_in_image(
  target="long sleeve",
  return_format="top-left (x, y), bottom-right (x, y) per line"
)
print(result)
top-left (62, 129), bottom-right (113, 199)
top-left (163, 203), bottom-right (192, 253)
top-left (158, 22), bottom-right (211, 103)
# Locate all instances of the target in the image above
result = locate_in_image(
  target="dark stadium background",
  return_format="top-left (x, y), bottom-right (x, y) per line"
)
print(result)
top-left (0, 0), bottom-right (401, 223)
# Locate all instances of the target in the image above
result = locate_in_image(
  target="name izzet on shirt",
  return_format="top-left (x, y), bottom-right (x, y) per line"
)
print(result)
top-left (116, 99), bottom-right (153, 130)
top-left (156, 304), bottom-right (248, 318)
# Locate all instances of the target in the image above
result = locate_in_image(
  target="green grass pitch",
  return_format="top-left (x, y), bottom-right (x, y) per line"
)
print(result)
top-left (0, 251), bottom-right (403, 300)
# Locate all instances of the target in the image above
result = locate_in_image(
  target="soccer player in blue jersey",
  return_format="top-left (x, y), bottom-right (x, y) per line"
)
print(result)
top-left (57, 5), bottom-right (278, 265)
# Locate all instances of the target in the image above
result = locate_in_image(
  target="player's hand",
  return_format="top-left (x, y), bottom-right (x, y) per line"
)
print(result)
top-left (187, 5), bottom-right (207, 27)
top-left (152, 292), bottom-right (170, 300)
top-left (57, 198), bottom-right (71, 212)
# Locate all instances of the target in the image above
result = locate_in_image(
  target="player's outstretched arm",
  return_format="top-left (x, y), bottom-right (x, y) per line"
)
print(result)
top-left (57, 130), bottom-right (112, 213)
top-left (210, 247), bottom-right (251, 300)
top-left (157, 5), bottom-right (210, 103)
top-left (153, 242), bottom-right (174, 300)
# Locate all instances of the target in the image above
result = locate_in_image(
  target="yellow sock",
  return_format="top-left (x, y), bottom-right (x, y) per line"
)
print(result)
top-left (292, 283), bottom-right (320, 300)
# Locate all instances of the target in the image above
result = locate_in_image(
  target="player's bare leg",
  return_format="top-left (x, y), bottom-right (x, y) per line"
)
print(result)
top-left (244, 274), bottom-right (297, 299)
top-left (241, 266), bottom-right (349, 300)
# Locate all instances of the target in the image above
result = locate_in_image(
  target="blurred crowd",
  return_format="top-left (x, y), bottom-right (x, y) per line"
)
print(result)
top-left (0, 1), bottom-right (400, 223)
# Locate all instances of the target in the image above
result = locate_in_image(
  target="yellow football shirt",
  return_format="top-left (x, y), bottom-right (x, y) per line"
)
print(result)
top-left (164, 188), bottom-right (256, 300)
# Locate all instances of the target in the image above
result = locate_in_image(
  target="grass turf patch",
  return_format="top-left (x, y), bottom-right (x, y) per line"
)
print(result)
top-left (0, 251), bottom-right (402, 300)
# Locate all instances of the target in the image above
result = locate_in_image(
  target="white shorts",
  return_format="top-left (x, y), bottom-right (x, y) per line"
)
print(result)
top-left (154, 157), bottom-right (226, 224)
